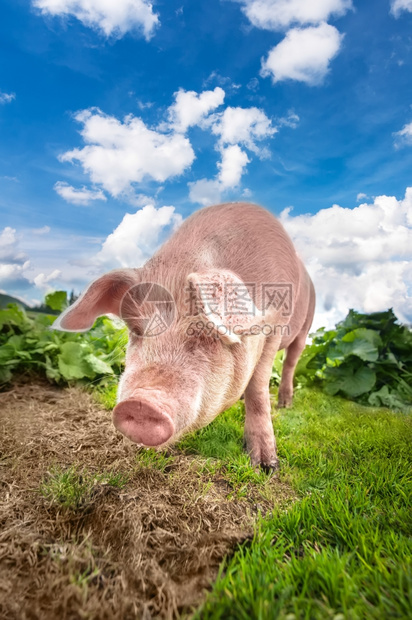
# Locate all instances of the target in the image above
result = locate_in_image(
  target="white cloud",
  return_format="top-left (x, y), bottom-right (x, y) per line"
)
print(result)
top-left (234, 0), bottom-right (352, 31)
top-left (188, 179), bottom-right (223, 207)
top-left (261, 23), bottom-right (343, 85)
top-left (125, 193), bottom-right (157, 207)
top-left (33, 269), bottom-right (62, 290)
top-left (246, 77), bottom-right (260, 91)
top-left (211, 106), bottom-right (276, 152)
top-left (277, 110), bottom-right (300, 128)
top-left (57, 95), bottom-right (283, 205)
top-left (32, 0), bottom-right (159, 39)
top-left (136, 99), bottom-right (154, 110)
top-left (231, 2), bottom-right (348, 87)
top-left (0, 91), bottom-right (15, 104)
top-left (217, 145), bottom-right (250, 188)
top-left (202, 71), bottom-right (242, 93)
top-left (391, 0), bottom-right (412, 17)
top-left (189, 145), bottom-right (250, 206)
top-left (18, 233), bottom-right (104, 296)
top-left (0, 228), bottom-right (28, 264)
top-left (0, 227), bottom-right (31, 290)
top-left (280, 189), bottom-right (412, 329)
top-left (59, 108), bottom-right (195, 197)
top-left (0, 205), bottom-right (184, 300)
top-left (394, 121), bottom-right (412, 147)
top-left (166, 87), bottom-right (225, 133)
top-left (32, 226), bottom-right (51, 235)
top-left (189, 106), bottom-right (276, 205)
top-left (54, 181), bottom-right (107, 205)
top-left (93, 204), bottom-right (183, 268)
top-left (356, 192), bottom-right (368, 202)
top-left (0, 225), bottom-right (100, 295)
top-left (0, 261), bottom-right (31, 288)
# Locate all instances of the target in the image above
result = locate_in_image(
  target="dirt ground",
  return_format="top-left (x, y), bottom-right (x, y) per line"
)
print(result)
top-left (0, 379), bottom-right (294, 619)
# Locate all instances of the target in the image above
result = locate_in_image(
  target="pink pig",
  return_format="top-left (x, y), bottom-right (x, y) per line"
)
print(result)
top-left (54, 202), bottom-right (315, 471)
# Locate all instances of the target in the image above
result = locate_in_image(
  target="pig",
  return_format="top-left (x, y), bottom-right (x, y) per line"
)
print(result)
top-left (54, 202), bottom-right (315, 471)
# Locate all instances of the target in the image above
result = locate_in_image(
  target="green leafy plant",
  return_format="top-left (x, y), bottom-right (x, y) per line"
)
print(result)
top-left (295, 309), bottom-right (412, 412)
top-left (0, 299), bottom-right (127, 386)
top-left (45, 290), bottom-right (68, 312)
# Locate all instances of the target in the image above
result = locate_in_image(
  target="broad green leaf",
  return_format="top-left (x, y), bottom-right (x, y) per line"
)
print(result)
top-left (7, 334), bottom-right (25, 350)
top-left (295, 341), bottom-right (329, 378)
top-left (84, 353), bottom-right (114, 376)
top-left (324, 365), bottom-right (376, 398)
top-left (45, 355), bottom-right (61, 382)
top-left (0, 366), bottom-right (13, 384)
top-left (0, 344), bottom-right (19, 364)
top-left (382, 351), bottom-right (400, 366)
top-left (340, 328), bottom-right (382, 359)
top-left (368, 385), bottom-right (411, 412)
top-left (33, 343), bottom-right (59, 353)
top-left (58, 342), bottom-right (95, 380)
top-left (327, 328), bottom-right (382, 364)
top-left (45, 291), bottom-right (68, 312)
top-left (0, 304), bottom-right (29, 329)
top-left (0, 301), bottom-right (125, 385)
top-left (368, 385), bottom-right (390, 405)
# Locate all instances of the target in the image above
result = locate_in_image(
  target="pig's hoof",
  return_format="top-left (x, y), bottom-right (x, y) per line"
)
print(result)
top-left (243, 436), bottom-right (279, 473)
top-left (277, 394), bottom-right (293, 408)
top-left (259, 459), bottom-right (280, 474)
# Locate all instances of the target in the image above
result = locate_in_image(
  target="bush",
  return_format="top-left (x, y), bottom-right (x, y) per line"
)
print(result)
top-left (295, 309), bottom-right (412, 412)
top-left (0, 299), bottom-right (127, 386)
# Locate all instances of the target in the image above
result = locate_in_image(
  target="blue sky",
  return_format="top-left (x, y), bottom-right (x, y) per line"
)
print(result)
top-left (1, 0), bottom-right (411, 328)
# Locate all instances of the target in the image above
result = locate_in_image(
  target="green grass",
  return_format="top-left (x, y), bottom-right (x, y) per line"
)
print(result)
top-left (40, 465), bottom-right (129, 510)
top-left (135, 448), bottom-right (176, 472)
top-left (95, 381), bottom-right (118, 410)
top-left (192, 388), bottom-right (412, 619)
top-left (178, 401), bottom-right (246, 460)
top-left (96, 382), bottom-right (412, 618)
top-left (178, 403), bottom-right (274, 495)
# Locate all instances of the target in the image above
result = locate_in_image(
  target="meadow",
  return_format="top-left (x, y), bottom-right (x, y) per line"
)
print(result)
top-left (0, 298), bottom-right (411, 619)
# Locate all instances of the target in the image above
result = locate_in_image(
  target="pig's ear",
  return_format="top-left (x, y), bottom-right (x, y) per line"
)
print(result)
top-left (187, 269), bottom-right (264, 345)
top-left (52, 269), bottom-right (139, 332)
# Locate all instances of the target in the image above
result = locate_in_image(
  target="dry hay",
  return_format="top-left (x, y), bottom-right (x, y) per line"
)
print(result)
top-left (0, 380), bottom-right (294, 619)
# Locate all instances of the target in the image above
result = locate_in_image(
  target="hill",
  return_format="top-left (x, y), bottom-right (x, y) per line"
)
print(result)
top-left (0, 292), bottom-right (30, 310)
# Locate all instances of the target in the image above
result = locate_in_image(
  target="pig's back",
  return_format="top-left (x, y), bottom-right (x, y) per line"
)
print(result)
top-left (152, 202), bottom-right (301, 307)
top-left (182, 202), bottom-right (299, 280)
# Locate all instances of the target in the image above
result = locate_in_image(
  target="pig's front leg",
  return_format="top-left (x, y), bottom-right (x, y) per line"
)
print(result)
top-left (243, 335), bottom-right (281, 472)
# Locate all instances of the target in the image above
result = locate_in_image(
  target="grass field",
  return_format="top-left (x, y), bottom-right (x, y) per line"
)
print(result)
top-left (1, 379), bottom-right (411, 619)
top-left (192, 388), bottom-right (412, 620)
top-left (101, 381), bottom-right (412, 618)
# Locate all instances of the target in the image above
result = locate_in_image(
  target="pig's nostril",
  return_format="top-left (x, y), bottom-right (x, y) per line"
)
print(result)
top-left (113, 400), bottom-right (174, 447)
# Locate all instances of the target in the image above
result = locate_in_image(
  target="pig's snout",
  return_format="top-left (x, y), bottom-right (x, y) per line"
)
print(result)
top-left (113, 399), bottom-right (175, 446)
